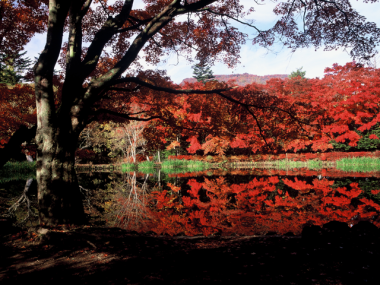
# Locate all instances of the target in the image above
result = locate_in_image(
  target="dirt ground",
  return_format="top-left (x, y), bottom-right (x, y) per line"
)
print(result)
top-left (1, 223), bottom-right (380, 285)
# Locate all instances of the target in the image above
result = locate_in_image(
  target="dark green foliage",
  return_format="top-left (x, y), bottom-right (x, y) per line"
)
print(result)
top-left (0, 51), bottom-right (33, 85)
top-left (192, 62), bottom-right (216, 84)
top-left (288, 67), bottom-right (306, 79)
top-left (330, 123), bottom-right (380, 151)
top-left (330, 140), bottom-right (353, 151)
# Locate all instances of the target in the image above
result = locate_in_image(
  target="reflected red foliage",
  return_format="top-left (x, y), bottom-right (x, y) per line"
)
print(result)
top-left (113, 174), bottom-right (380, 237)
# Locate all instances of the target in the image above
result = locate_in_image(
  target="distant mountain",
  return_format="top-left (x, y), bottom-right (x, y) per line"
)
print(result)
top-left (180, 73), bottom-right (289, 86)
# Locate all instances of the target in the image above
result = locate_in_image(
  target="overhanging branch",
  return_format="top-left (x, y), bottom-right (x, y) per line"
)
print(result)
top-left (108, 86), bottom-right (140, 92)
top-left (115, 17), bottom-right (154, 34)
top-left (92, 108), bottom-right (161, 121)
top-left (111, 77), bottom-right (238, 94)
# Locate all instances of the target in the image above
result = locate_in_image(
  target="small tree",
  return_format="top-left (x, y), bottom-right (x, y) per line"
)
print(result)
top-left (192, 62), bottom-right (216, 84)
top-left (288, 67), bottom-right (306, 79)
top-left (111, 120), bottom-right (148, 163)
top-left (0, 51), bottom-right (33, 85)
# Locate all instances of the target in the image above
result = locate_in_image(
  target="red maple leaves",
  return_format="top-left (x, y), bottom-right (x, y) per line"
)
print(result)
top-left (144, 62), bottom-right (380, 156)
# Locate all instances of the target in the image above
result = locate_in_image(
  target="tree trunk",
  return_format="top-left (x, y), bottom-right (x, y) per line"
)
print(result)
top-left (36, 131), bottom-right (86, 226)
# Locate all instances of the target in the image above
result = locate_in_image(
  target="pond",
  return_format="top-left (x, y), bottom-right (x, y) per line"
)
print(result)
top-left (1, 166), bottom-right (380, 237)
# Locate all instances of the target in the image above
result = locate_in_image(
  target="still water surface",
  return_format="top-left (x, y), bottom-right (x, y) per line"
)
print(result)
top-left (2, 167), bottom-right (380, 237)
top-left (76, 168), bottom-right (380, 237)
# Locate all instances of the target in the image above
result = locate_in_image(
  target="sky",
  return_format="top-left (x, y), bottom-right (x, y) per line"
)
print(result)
top-left (23, 0), bottom-right (380, 84)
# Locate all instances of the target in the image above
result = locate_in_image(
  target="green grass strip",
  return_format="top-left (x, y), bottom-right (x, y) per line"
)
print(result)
top-left (160, 166), bottom-right (207, 175)
top-left (161, 159), bottom-right (211, 169)
top-left (121, 163), bottom-right (138, 172)
top-left (336, 157), bottom-right (380, 172)
top-left (138, 161), bottom-right (155, 169)
top-left (158, 159), bottom-right (212, 174)
top-left (259, 159), bottom-right (326, 170)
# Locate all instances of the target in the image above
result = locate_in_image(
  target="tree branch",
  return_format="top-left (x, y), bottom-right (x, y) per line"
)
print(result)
top-left (80, 0), bottom-right (134, 81)
top-left (92, 108), bottom-right (161, 122)
top-left (108, 86), bottom-right (140, 92)
top-left (80, 0), bottom-right (93, 18)
top-left (115, 17), bottom-right (154, 34)
top-left (111, 77), bottom-right (237, 94)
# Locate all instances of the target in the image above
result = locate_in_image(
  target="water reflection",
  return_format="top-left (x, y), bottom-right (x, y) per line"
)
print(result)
top-left (108, 172), bottom-right (152, 232)
top-left (6, 178), bottom-right (38, 225)
top-left (3, 166), bottom-right (379, 236)
top-left (3, 152), bottom-right (38, 226)
top-left (95, 170), bottom-right (380, 237)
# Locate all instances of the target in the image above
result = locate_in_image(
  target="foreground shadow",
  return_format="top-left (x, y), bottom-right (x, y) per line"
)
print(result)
top-left (1, 222), bottom-right (380, 285)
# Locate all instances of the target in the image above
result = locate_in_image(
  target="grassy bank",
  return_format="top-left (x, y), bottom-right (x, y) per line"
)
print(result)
top-left (120, 159), bottom-right (213, 173)
top-left (161, 160), bottom-right (212, 174)
top-left (122, 156), bottom-right (380, 173)
top-left (336, 157), bottom-right (380, 172)
top-left (161, 159), bottom-right (211, 169)
top-left (268, 159), bottom-right (326, 170)
top-left (225, 159), bottom-right (332, 170)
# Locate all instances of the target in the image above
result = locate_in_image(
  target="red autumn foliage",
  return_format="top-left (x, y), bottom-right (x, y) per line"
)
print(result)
top-left (0, 84), bottom-right (36, 147)
top-left (145, 63), bottom-right (380, 157)
top-left (112, 175), bottom-right (380, 237)
top-left (0, 0), bottom-right (47, 57)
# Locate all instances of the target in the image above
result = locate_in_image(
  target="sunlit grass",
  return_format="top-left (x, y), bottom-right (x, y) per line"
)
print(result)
top-left (138, 167), bottom-right (157, 174)
top-left (121, 163), bottom-right (137, 172)
top-left (336, 157), bottom-right (380, 172)
top-left (109, 156), bottom-right (380, 174)
top-left (138, 161), bottom-right (155, 169)
top-left (161, 166), bottom-right (207, 174)
top-left (272, 159), bottom-right (326, 170)
top-left (161, 159), bottom-right (211, 169)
